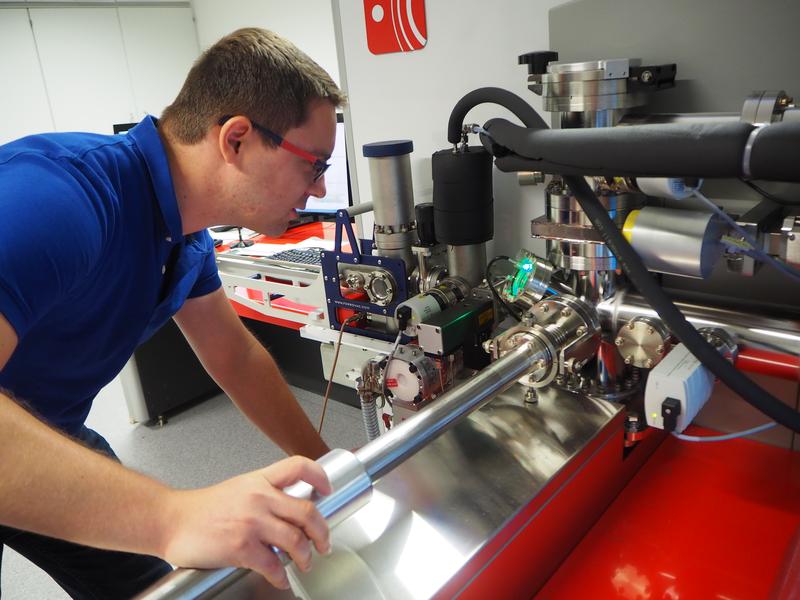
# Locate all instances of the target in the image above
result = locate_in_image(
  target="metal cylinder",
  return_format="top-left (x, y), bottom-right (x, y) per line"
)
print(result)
top-left (355, 341), bottom-right (543, 481)
top-left (447, 243), bottom-right (486, 288)
top-left (622, 207), bottom-right (723, 279)
top-left (363, 140), bottom-right (417, 264)
top-left (598, 290), bottom-right (800, 355)
top-left (135, 449), bottom-right (370, 600)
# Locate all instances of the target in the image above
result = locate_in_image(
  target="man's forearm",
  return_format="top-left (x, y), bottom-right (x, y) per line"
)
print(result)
top-left (217, 339), bottom-right (329, 459)
top-left (0, 392), bottom-right (175, 556)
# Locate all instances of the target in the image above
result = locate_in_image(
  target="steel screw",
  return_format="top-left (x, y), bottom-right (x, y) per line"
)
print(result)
top-left (562, 307), bottom-right (572, 317)
top-left (647, 326), bottom-right (655, 335)
top-left (656, 345), bottom-right (665, 354)
top-left (644, 359), bottom-right (654, 369)
top-left (615, 337), bottom-right (625, 346)
top-left (576, 326), bottom-right (587, 337)
top-left (624, 355), bottom-right (633, 365)
top-left (627, 322), bottom-right (635, 330)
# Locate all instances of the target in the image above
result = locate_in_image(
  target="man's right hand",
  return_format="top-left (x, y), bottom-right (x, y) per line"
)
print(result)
top-left (159, 456), bottom-right (332, 590)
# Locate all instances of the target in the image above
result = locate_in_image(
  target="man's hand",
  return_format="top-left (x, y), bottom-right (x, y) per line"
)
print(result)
top-left (160, 456), bottom-right (332, 590)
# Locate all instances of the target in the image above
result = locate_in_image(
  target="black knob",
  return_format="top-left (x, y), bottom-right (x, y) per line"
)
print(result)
top-left (518, 51), bottom-right (559, 75)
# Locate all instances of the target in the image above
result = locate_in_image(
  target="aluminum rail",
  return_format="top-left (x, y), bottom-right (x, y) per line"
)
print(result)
top-left (136, 341), bottom-right (543, 600)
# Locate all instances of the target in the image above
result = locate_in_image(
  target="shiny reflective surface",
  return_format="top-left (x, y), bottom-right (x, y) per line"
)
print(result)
top-left (211, 385), bottom-right (621, 599)
top-left (598, 290), bottom-right (800, 355)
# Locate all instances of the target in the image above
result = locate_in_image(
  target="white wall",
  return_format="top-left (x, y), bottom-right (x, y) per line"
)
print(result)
top-left (332, 0), bottom-right (566, 258)
top-left (0, 3), bottom-right (199, 142)
top-left (190, 0), bottom-right (340, 86)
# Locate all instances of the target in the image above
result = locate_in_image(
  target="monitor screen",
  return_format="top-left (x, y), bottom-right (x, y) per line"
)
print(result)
top-left (298, 112), bottom-right (350, 214)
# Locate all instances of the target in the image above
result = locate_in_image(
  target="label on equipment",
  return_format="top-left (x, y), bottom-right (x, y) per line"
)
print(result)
top-left (386, 378), bottom-right (398, 388)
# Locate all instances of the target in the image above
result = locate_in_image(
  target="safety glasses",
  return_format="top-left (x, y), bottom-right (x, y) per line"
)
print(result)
top-left (218, 115), bottom-right (330, 182)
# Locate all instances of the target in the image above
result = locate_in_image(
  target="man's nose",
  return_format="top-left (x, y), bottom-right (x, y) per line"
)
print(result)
top-left (308, 174), bottom-right (327, 198)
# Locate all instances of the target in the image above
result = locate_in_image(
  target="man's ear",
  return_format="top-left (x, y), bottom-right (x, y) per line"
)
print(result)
top-left (218, 116), bottom-right (254, 164)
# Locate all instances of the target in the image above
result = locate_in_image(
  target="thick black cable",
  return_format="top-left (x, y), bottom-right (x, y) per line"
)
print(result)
top-left (741, 178), bottom-right (799, 206)
top-left (563, 175), bottom-right (800, 433)
top-left (447, 88), bottom-right (547, 144)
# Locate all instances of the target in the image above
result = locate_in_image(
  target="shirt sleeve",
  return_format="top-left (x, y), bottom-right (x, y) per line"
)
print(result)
top-left (0, 155), bottom-right (105, 340)
top-left (187, 229), bottom-right (222, 299)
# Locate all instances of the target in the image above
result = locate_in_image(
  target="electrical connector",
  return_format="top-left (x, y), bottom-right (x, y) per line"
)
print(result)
top-left (661, 397), bottom-right (682, 433)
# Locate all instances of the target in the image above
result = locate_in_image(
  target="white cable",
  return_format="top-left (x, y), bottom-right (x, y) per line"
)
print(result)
top-left (672, 421), bottom-right (777, 442)
top-left (691, 190), bottom-right (800, 283)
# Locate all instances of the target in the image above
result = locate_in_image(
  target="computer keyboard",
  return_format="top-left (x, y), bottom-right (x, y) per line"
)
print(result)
top-left (265, 247), bottom-right (324, 266)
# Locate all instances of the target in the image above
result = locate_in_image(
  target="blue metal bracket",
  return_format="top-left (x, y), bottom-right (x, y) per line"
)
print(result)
top-left (321, 208), bottom-right (409, 341)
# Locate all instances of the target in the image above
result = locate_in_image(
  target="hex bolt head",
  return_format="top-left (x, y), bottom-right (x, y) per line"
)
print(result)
top-left (615, 337), bottom-right (625, 346)
top-left (624, 355), bottom-right (633, 365)
top-left (645, 359), bottom-right (654, 368)
top-left (656, 345), bottom-right (665, 354)
top-left (627, 321), bottom-right (635, 330)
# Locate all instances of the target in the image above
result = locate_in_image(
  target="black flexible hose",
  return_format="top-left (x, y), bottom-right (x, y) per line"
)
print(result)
top-left (563, 174), bottom-right (800, 433)
top-left (484, 117), bottom-right (800, 183)
top-left (447, 88), bottom-right (547, 144)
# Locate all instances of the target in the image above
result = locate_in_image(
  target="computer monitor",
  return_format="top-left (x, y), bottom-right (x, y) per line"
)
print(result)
top-left (297, 112), bottom-right (351, 216)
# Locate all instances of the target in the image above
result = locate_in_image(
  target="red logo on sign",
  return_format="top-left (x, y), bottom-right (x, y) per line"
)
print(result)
top-left (364, 0), bottom-right (427, 55)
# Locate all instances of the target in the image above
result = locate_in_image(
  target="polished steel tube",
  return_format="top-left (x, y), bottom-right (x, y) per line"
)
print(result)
top-left (355, 341), bottom-right (544, 480)
top-left (137, 344), bottom-right (544, 600)
top-left (345, 200), bottom-right (374, 217)
top-left (598, 290), bottom-right (800, 355)
top-left (136, 450), bottom-right (370, 600)
top-left (446, 243), bottom-right (487, 288)
top-left (368, 150), bottom-right (416, 263)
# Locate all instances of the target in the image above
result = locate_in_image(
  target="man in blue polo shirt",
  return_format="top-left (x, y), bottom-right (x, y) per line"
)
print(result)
top-left (0, 28), bottom-right (343, 596)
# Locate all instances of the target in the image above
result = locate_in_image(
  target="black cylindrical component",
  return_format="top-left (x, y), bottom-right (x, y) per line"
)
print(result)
top-left (750, 121), bottom-right (800, 181)
top-left (484, 117), bottom-right (757, 179)
top-left (432, 147), bottom-right (493, 245)
top-left (415, 202), bottom-right (437, 246)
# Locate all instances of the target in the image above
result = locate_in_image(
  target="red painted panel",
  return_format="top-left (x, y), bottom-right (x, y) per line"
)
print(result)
top-left (537, 426), bottom-right (800, 599)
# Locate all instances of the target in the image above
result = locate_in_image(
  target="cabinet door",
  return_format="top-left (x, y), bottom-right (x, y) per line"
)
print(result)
top-left (0, 9), bottom-right (55, 143)
top-left (118, 6), bottom-right (199, 120)
top-left (29, 7), bottom-right (136, 133)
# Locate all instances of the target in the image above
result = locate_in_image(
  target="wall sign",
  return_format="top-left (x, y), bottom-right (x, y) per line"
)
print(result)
top-left (364, 0), bottom-right (427, 55)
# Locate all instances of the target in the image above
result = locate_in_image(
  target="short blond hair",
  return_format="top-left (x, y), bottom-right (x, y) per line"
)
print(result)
top-left (161, 28), bottom-right (345, 144)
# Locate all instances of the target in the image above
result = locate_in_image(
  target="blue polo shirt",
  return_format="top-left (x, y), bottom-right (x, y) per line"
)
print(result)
top-left (0, 117), bottom-right (221, 434)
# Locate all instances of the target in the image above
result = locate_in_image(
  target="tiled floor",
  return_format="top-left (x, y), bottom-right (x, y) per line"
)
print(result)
top-left (1, 378), bottom-right (364, 599)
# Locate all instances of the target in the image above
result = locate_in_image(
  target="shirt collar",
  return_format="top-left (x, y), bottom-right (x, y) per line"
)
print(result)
top-left (127, 116), bottom-right (183, 243)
